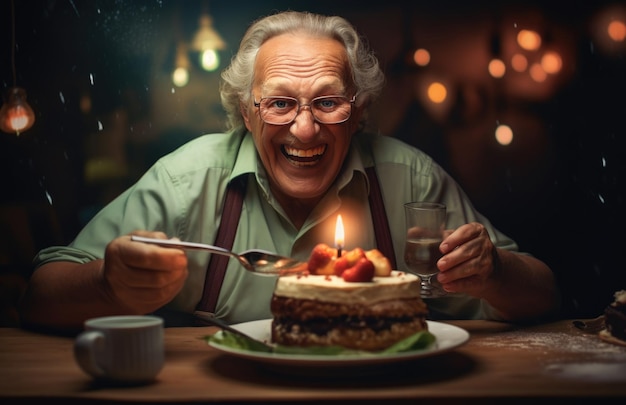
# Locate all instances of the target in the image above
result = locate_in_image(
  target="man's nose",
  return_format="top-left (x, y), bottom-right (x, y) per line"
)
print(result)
top-left (290, 106), bottom-right (318, 140)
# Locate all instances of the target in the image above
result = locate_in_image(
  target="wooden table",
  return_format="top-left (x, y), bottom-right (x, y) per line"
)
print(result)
top-left (1, 319), bottom-right (625, 403)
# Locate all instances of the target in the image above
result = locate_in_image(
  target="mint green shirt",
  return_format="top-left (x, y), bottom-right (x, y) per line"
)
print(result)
top-left (35, 128), bottom-right (519, 324)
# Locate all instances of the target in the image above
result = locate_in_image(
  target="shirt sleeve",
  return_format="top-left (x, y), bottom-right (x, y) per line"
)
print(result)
top-left (33, 160), bottom-right (185, 268)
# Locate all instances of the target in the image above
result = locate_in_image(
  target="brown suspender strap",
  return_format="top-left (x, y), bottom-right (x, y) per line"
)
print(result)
top-left (365, 166), bottom-right (397, 269)
top-left (195, 176), bottom-right (247, 315)
top-left (195, 168), bottom-right (395, 317)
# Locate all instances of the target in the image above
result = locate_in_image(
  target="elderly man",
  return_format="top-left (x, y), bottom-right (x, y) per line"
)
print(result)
top-left (19, 11), bottom-right (559, 333)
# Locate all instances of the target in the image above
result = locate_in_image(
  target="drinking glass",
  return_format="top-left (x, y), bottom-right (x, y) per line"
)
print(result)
top-left (403, 202), bottom-right (447, 298)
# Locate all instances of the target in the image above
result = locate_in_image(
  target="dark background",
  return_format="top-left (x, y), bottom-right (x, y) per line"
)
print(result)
top-left (1, 0), bottom-right (625, 325)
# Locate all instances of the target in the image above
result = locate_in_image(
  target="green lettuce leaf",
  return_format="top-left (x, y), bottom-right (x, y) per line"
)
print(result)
top-left (380, 330), bottom-right (437, 354)
top-left (205, 330), bottom-right (436, 356)
top-left (205, 331), bottom-right (273, 353)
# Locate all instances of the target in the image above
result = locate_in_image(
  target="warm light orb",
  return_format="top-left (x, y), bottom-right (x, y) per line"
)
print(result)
top-left (413, 48), bottom-right (431, 66)
top-left (495, 124), bottom-right (513, 146)
top-left (529, 63), bottom-right (547, 82)
top-left (488, 58), bottom-right (506, 78)
top-left (517, 29), bottom-right (542, 51)
top-left (79, 93), bottom-right (92, 114)
top-left (0, 87), bottom-right (36, 135)
top-left (172, 67), bottom-right (189, 87)
top-left (590, 5), bottom-right (626, 55)
top-left (200, 49), bottom-right (220, 71)
top-left (608, 20), bottom-right (626, 42)
top-left (541, 51), bottom-right (562, 74)
top-left (427, 82), bottom-right (447, 104)
top-left (511, 53), bottom-right (528, 72)
top-left (2, 107), bottom-right (32, 133)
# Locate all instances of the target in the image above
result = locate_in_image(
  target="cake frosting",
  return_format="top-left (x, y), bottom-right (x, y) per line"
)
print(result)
top-left (272, 271), bottom-right (420, 304)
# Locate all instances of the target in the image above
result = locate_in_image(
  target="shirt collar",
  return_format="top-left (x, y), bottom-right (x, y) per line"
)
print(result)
top-left (337, 135), bottom-right (372, 194)
top-left (230, 129), bottom-right (258, 182)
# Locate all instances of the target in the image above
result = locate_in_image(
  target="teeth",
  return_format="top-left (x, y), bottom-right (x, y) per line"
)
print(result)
top-left (283, 145), bottom-right (326, 158)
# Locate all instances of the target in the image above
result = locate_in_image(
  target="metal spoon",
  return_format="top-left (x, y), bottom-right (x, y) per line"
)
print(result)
top-left (130, 235), bottom-right (305, 276)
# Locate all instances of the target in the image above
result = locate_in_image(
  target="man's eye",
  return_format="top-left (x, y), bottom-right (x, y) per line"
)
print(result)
top-left (270, 99), bottom-right (294, 109)
top-left (315, 98), bottom-right (338, 109)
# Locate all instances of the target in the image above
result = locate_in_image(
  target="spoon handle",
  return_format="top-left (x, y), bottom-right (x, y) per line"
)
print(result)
top-left (130, 235), bottom-right (235, 258)
top-left (194, 311), bottom-right (274, 349)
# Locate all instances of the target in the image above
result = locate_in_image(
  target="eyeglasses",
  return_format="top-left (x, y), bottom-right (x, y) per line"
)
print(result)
top-left (253, 95), bottom-right (356, 125)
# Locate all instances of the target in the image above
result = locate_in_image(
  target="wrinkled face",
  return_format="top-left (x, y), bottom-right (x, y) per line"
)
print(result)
top-left (242, 33), bottom-right (362, 206)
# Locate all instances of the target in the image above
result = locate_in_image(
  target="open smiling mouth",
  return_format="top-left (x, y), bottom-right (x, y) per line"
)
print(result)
top-left (282, 144), bottom-right (327, 167)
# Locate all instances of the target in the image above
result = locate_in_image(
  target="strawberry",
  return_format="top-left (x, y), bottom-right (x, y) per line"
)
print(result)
top-left (345, 247), bottom-right (365, 263)
top-left (365, 249), bottom-right (392, 277)
top-left (333, 256), bottom-right (350, 276)
top-left (342, 257), bottom-right (375, 282)
top-left (308, 243), bottom-right (336, 275)
top-left (333, 247), bottom-right (365, 276)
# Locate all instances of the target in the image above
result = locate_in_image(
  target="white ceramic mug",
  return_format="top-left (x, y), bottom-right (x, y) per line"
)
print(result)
top-left (74, 315), bottom-right (164, 383)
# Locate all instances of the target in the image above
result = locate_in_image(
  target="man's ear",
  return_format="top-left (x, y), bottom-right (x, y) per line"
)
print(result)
top-left (240, 102), bottom-right (252, 131)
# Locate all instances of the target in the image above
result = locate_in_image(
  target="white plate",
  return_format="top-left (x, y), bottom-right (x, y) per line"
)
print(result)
top-left (208, 319), bottom-right (469, 367)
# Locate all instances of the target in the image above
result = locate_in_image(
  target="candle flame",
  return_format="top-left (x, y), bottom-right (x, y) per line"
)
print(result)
top-left (335, 214), bottom-right (345, 249)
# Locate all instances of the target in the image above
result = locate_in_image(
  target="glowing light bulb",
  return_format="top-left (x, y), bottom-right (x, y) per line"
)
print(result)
top-left (172, 67), bottom-right (189, 87)
top-left (0, 87), bottom-right (35, 135)
top-left (200, 49), bottom-right (220, 71)
top-left (172, 42), bottom-right (191, 87)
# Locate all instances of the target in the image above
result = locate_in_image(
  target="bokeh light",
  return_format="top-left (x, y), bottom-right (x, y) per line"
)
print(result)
top-left (608, 20), bottom-right (626, 42)
top-left (511, 53), bottom-right (528, 72)
top-left (413, 48), bottom-right (431, 66)
top-left (200, 49), bottom-right (220, 71)
top-left (427, 82), bottom-right (447, 104)
top-left (488, 58), bottom-right (506, 78)
top-left (517, 29), bottom-right (541, 51)
top-left (495, 124), bottom-right (513, 145)
top-left (172, 67), bottom-right (189, 87)
top-left (541, 51), bottom-right (562, 74)
top-left (529, 63), bottom-right (547, 82)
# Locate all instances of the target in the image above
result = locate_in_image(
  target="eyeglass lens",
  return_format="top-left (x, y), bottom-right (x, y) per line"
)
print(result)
top-left (257, 96), bottom-right (353, 125)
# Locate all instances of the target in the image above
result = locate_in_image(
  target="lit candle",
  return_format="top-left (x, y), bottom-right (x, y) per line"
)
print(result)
top-left (335, 214), bottom-right (345, 257)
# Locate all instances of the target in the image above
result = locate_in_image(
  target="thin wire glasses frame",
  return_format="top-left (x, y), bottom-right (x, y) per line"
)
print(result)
top-left (253, 94), bottom-right (356, 125)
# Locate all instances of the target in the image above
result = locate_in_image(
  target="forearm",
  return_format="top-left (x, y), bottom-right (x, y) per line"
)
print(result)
top-left (482, 249), bottom-right (561, 322)
top-left (18, 260), bottom-right (136, 334)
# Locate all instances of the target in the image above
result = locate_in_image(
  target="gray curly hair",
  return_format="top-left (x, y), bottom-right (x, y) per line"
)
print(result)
top-left (220, 10), bottom-right (385, 131)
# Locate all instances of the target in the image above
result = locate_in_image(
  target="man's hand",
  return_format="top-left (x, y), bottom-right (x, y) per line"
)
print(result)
top-left (102, 231), bottom-right (189, 314)
top-left (436, 222), bottom-right (498, 296)
top-left (435, 222), bottom-right (559, 321)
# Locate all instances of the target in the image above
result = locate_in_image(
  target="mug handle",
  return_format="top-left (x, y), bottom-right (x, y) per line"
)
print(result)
top-left (74, 331), bottom-right (106, 378)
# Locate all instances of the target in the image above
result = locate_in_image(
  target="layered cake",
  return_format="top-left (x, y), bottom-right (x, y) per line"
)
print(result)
top-left (270, 244), bottom-right (429, 351)
top-left (600, 290), bottom-right (626, 346)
